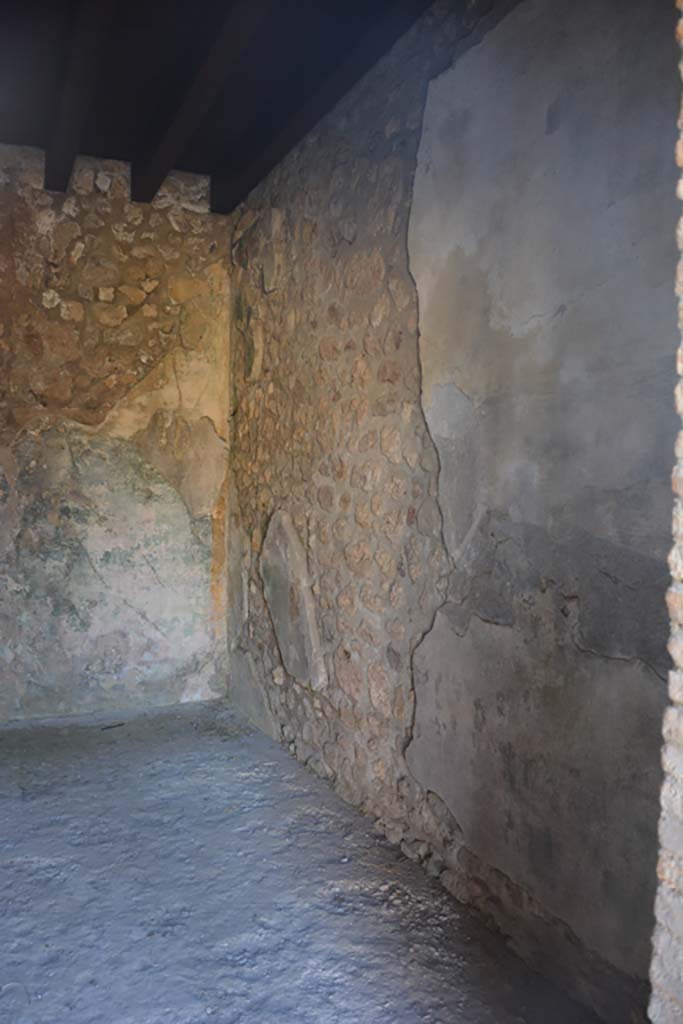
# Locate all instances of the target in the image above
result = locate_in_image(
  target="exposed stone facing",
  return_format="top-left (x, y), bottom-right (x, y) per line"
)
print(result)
top-left (226, 0), bottom-right (513, 774)
top-left (0, 147), bottom-right (231, 719)
top-left (0, 149), bottom-right (218, 438)
top-left (227, 4), bottom-right (477, 796)
top-left (650, 6), bottom-right (683, 1020)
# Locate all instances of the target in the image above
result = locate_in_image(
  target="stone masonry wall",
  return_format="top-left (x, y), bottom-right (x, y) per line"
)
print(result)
top-left (227, 1), bottom-right (677, 1020)
top-left (650, 4), bottom-right (683, 1020)
top-left (227, 2), bottom-right (476, 750)
top-left (0, 147), bottom-right (231, 720)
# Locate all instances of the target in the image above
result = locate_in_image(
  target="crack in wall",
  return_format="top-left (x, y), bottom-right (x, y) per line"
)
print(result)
top-left (400, 0), bottom-right (675, 1017)
top-left (401, 0), bottom-right (525, 763)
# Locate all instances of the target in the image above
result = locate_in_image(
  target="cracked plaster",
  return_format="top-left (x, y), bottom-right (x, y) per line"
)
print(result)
top-left (407, 0), bottom-right (677, 1011)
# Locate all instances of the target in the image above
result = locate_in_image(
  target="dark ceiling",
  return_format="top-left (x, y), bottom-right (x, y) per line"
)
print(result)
top-left (0, 0), bottom-right (431, 213)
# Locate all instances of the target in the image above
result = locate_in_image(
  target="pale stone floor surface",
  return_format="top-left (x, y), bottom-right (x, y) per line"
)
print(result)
top-left (0, 701), bottom-right (598, 1024)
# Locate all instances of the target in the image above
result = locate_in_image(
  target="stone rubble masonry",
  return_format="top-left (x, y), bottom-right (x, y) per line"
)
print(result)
top-left (0, 147), bottom-right (231, 719)
top-left (650, 5), bottom-right (683, 1020)
top-left (226, 1), bottom-right (475, 798)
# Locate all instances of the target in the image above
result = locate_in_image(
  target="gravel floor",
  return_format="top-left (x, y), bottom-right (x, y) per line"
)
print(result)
top-left (0, 700), bottom-right (597, 1024)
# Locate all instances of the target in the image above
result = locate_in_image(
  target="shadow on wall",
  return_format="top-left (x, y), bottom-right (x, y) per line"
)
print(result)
top-left (406, 0), bottom-right (677, 1013)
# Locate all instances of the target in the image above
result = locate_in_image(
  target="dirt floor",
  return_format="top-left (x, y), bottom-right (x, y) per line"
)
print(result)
top-left (0, 701), bottom-right (597, 1023)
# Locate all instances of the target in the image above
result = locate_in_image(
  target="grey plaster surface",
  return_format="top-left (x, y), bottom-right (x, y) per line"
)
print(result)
top-left (407, 0), bottom-right (677, 987)
top-left (0, 701), bottom-right (596, 1024)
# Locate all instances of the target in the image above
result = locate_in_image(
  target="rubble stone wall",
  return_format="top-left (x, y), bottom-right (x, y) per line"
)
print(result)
top-left (0, 147), bottom-right (231, 720)
top-left (226, 1), bottom-right (678, 1019)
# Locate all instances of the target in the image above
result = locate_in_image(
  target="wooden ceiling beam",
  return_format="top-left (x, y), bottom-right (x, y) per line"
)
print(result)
top-left (44, 0), bottom-right (116, 193)
top-left (209, 0), bottom-right (433, 215)
top-left (130, 0), bottom-right (273, 204)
